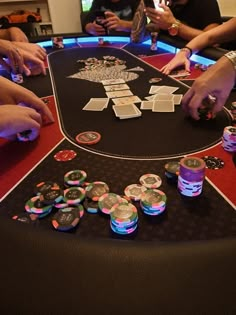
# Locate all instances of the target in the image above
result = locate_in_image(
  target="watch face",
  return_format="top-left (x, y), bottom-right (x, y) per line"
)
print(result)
top-left (168, 25), bottom-right (178, 36)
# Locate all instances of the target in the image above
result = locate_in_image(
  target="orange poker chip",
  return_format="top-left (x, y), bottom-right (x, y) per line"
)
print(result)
top-left (75, 131), bottom-right (101, 145)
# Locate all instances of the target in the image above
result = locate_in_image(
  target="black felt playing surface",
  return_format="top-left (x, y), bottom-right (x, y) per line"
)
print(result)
top-left (48, 46), bottom-right (232, 158)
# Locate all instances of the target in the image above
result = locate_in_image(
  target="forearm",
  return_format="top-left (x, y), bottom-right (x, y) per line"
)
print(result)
top-left (116, 20), bottom-right (133, 32)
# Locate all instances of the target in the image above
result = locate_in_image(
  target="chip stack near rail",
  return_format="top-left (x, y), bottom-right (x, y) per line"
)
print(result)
top-left (178, 157), bottom-right (206, 197)
top-left (222, 126), bottom-right (236, 152)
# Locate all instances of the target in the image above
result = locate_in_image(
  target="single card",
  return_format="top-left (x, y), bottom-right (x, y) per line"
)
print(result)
top-left (141, 101), bottom-right (154, 110)
top-left (113, 104), bottom-right (142, 119)
top-left (149, 85), bottom-right (162, 94)
top-left (156, 86), bottom-right (179, 94)
top-left (145, 95), bottom-right (156, 101)
top-left (152, 100), bottom-right (175, 112)
top-left (173, 94), bottom-right (183, 105)
top-left (112, 95), bottom-right (142, 106)
top-left (82, 98), bottom-right (109, 111)
top-left (101, 79), bottom-right (126, 85)
top-left (153, 94), bottom-right (174, 101)
top-left (106, 90), bottom-right (133, 98)
top-left (104, 84), bottom-right (130, 92)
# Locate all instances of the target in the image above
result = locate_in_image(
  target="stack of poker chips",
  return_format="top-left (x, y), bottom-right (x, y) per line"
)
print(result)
top-left (110, 202), bottom-right (138, 235)
top-left (164, 161), bottom-right (180, 183)
top-left (178, 157), bottom-right (206, 197)
top-left (140, 189), bottom-right (167, 216)
top-left (222, 126), bottom-right (236, 152)
top-left (25, 181), bottom-right (64, 218)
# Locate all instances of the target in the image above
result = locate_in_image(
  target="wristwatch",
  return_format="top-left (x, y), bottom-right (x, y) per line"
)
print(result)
top-left (168, 20), bottom-right (181, 36)
top-left (224, 51), bottom-right (236, 70)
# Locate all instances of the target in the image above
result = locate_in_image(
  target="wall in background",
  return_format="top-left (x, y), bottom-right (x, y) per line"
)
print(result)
top-left (218, 0), bottom-right (236, 16)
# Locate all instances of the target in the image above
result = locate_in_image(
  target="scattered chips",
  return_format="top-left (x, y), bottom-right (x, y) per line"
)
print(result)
top-left (76, 131), bottom-right (101, 145)
top-left (86, 181), bottom-right (109, 201)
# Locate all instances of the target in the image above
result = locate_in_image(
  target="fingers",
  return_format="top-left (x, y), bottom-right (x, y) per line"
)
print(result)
top-left (9, 47), bottom-right (24, 74)
top-left (19, 94), bottom-right (54, 123)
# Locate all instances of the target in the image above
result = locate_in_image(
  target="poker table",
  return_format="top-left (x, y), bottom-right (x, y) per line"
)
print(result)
top-left (0, 34), bottom-right (235, 314)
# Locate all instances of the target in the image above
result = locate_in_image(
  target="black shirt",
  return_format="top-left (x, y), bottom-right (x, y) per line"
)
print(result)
top-left (171, 0), bottom-right (222, 30)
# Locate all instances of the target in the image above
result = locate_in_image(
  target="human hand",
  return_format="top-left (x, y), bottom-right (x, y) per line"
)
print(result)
top-left (182, 56), bottom-right (236, 120)
top-left (85, 22), bottom-right (106, 36)
top-left (0, 77), bottom-right (54, 123)
top-left (14, 42), bottom-right (46, 61)
top-left (0, 104), bottom-right (41, 141)
top-left (0, 39), bottom-right (24, 74)
top-left (104, 11), bottom-right (121, 31)
top-left (161, 50), bottom-right (191, 74)
top-left (145, 4), bottom-right (176, 30)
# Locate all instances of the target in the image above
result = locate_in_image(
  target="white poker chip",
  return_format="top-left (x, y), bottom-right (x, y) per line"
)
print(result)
top-left (139, 174), bottom-right (162, 189)
top-left (124, 184), bottom-right (147, 201)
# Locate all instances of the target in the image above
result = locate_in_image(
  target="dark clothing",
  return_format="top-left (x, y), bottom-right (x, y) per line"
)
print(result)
top-left (82, 0), bottom-right (140, 35)
top-left (171, 0), bottom-right (222, 30)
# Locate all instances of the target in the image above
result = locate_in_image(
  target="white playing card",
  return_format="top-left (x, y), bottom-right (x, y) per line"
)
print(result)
top-left (82, 98), bottom-right (109, 111)
top-left (152, 100), bottom-right (175, 112)
top-left (149, 85), bottom-right (162, 94)
top-left (101, 79), bottom-right (126, 85)
top-left (156, 86), bottom-right (179, 94)
top-left (145, 95), bottom-right (156, 101)
top-left (112, 95), bottom-right (142, 106)
top-left (141, 101), bottom-right (154, 110)
top-left (104, 84), bottom-right (130, 92)
top-left (153, 94), bottom-right (174, 101)
top-left (113, 104), bottom-right (142, 119)
top-left (106, 90), bottom-right (133, 98)
top-left (173, 94), bottom-right (183, 105)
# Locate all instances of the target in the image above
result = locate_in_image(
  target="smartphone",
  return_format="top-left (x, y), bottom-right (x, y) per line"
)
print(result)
top-left (144, 0), bottom-right (166, 11)
top-left (143, 0), bottom-right (155, 8)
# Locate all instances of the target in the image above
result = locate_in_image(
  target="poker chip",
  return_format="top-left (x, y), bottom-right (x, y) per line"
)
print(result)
top-left (39, 186), bottom-right (63, 205)
top-left (63, 187), bottom-right (86, 205)
top-left (83, 198), bottom-right (99, 214)
top-left (85, 181), bottom-right (109, 201)
top-left (222, 126), bottom-right (236, 153)
top-left (139, 174), bottom-right (162, 189)
top-left (149, 77), bottom-right (162, 84)
top-left (54, 150), bottom-right (77, 162)
top-left (34, 181), bottom-right (60, 196)
top-left (98, 193), bottom-right (123, 215)
top-left (17, 130), bottom-right (32, 142)
top-left (198, 105), bottom-right (215, 120)
top-left (110, 202), bottom-right (138, 235)
top-left (124, 184), bottom-right (147, 201)
top-left (11, 71), bottom-right (23, 84)
top-left (75, 131), bottom-right (101, 145)
top-left (201, 156), bottom-right (225, 169)
top-left (140, 189), bottom-right (167, 216)
top-left (64, 170), bottom-right (87, 187)
top-left (164, 161), bottom-right (180, 183)
top-left (25, 196), bottom-right (53, 216)
top-left (52, 207), bottom-right (81, 231)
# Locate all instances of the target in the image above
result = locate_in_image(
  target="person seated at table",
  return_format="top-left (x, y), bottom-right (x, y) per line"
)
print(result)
top-left (82, 0), bottom-right (140, 36)
top-left (0, 76), bottom-right (54, 140)
top-left (0, 27), bottom-right (29, 42)
top-left (182, 51), bottom-right (236, 120)
top-left (145, 0), bottom-right (221, 41)
top-left (161, 17), bottom-right (236, 75)
top-left (0, 38), bottom-right (47, 76)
